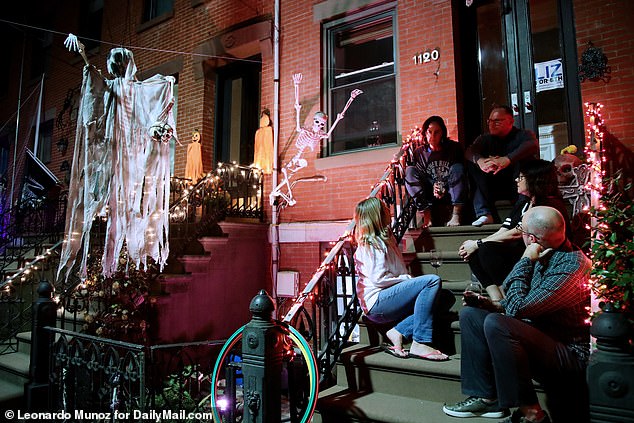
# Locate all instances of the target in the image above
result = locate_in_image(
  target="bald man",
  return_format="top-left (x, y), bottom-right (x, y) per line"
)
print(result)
top-left (443, 206), bottom-right (591, 423)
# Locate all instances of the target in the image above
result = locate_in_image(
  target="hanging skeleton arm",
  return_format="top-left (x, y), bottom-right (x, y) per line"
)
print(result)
top-left (64, 34), bottom-right (90, 67)
top-left (324, 87), bottom-right (363, 138)
top-left (269, 73), bottom-right (362, 207)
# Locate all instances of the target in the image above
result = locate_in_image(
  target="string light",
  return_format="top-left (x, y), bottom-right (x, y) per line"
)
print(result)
top-left (584, 102), bottom-right (606, 320)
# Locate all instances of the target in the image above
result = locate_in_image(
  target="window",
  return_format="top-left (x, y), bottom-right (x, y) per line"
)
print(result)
top-left (142, 0), bottom-right (174, 23)
top-left (79, 0), bottom-right (103, 52)
top-left (34, 119), bottom-right (53, 164)
top-left (324, 8), bottom-right (397, 155)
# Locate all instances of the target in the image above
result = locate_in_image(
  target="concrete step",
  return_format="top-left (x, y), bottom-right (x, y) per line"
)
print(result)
top-left (403, 224), bottom-right (498, 253)
top-left (16, 331), bottom-right (31, 354)
top-left (0, 350), bottom-right (30, 385)
top-left (315, 388), bottom-right (496, 423)
top-left (317, 342), bottom-right (547, 423)
top-left (0, 378), bottom-right (24, 408)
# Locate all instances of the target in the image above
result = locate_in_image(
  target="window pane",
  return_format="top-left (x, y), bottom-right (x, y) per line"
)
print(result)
top-left (326, 9), bottom-right (397, 155)
top-left (143, 0), bottom-right (173, 22)
top-left (333, 18), bottom-right (394, 86)
top-left (329, 76), bottom-right (397, 154)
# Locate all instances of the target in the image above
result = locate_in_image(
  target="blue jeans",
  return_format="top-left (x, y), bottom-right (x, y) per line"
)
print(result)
top-left (365, 274), bottom-right (441, 344)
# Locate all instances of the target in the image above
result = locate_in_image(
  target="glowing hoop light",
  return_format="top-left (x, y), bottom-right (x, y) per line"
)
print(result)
top-left (210, 324), bottom-right (318, 422)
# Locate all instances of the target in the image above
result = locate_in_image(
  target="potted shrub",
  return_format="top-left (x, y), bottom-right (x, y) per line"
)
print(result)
top-left (589, 171), bottom-right (634, 345)
top-left (586, 170), bottom-right (634, 421)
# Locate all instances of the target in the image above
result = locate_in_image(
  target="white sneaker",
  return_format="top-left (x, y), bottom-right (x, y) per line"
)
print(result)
top-left (472, 215), bottom-right (494, 227)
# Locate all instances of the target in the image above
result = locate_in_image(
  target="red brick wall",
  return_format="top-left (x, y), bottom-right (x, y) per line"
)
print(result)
top-left (271, 0), bottom-right (459, 224)
top-left (574, 0), bottom-right (634, 173)
top-left (3, 0), bottom-right (632, 299)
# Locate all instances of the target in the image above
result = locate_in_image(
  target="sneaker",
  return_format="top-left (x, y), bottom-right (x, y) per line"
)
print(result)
top-left (499, 409), bottom-right (551, 423)
top-left (442, 396), bottom-right (508, 418)
top-left (472, 214), bottom-right (494, 227)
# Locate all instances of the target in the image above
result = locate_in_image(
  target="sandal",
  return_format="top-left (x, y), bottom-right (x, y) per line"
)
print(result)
top-left (381, 344), bottom-right (408, 358)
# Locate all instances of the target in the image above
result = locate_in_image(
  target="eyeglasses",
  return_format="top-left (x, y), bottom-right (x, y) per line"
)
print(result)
top-left (515, 174), bottom-right (526, 182)
top-left (515, 222), bottom-right (536, 238)
top-left (487, 118), bottom-right (509, 125)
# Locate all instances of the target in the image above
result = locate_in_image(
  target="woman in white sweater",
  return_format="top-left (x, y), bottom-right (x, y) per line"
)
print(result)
top-left (353, 197), bottom-right (448, 361)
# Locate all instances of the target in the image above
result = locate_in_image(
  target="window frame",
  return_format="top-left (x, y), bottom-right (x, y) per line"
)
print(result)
top-left (322, 4), bottom-right (399, 157)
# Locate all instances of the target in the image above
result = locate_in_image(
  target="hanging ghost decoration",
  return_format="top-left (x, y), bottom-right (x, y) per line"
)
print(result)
top-left (58, 35), bottom-right (177, 281)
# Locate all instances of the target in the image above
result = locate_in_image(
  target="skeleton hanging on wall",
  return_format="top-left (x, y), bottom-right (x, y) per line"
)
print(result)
top-left (269, 73), bottom-right (362, 207)
top-left (58, 34), bottom-right (177, 281)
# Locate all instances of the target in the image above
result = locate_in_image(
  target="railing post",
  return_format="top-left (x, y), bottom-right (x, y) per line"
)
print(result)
top-left (25, 280), bottom-right (57, 410)
top-left (241, 289), bottom-right (285, 423)
top-left (587, 304), bottom-right (634, 422)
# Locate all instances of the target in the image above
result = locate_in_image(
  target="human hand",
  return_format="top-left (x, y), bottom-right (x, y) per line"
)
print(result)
top-left (458, 240), bottom-right (478, 260)
top-left (522, 242), bottom-right (552, 262)
top-left (463, 291), bottom-right (503, 312)
top-left (433, 181), bottom-right (446, 199)
top-left (477, 158), bottom-right (497, 173)
top-left (490, 156), bottom-right (511, 174)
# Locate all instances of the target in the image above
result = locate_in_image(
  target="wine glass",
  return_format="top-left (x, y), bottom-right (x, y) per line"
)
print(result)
top-left (429, 249), bottom-right (443, 275)
top-left (465, 281), bottom-right (483, 295)
top-left (464, 281), bottom-right (484, 307)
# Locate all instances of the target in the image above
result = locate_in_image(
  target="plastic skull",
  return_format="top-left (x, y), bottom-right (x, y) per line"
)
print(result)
top-left (312, 112), bottom-right (327, 133)
top-left (554, 153), bottom-right (582, 185)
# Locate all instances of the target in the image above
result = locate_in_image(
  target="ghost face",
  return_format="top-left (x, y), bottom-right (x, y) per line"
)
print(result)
top-left (312, 112), bottom-right (327, 133)
top-left (107, 48), bottom-right (134, 78)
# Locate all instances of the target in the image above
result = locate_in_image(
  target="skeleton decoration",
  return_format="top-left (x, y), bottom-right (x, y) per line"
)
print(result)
top-left (269, 73), bottom-right (362, 206)
top-left (58, 34), bottom-right (177, 281)
top-left (554, 145), bottom-right (583, 185)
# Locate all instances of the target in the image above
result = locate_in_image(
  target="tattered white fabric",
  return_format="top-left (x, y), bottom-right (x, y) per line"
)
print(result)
top-left (58, 49), bottom-right (176, 281)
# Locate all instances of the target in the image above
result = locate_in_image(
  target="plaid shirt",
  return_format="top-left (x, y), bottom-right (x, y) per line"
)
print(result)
top-left (499, 240), bottom-right (591, 350)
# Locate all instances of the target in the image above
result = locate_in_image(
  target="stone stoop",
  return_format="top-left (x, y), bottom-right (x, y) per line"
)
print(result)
top-left (154, 221), bottom-right (270, 343)
top-left (315, 320), bottom-right (546, 423)
top-left (315, 212), bottom-right (534, 423)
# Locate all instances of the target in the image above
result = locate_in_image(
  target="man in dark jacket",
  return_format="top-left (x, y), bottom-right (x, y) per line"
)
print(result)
top-left (466, 106), bottom-right (539, 226)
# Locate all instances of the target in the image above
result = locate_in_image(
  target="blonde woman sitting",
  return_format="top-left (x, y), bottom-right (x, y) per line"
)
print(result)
top-left (353, 197), bottom-right (449, 361)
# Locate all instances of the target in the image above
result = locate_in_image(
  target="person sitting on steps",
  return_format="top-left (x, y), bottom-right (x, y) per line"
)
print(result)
top-left (465, 105), bottom-right (539, 226)
top-left (443, 206), bottom-right (591, 423)
top-left (353, 197), bottom-right (448, 361)
top-left (458, 159), bottom-right (572, 301)
top-left (404, 115), bottom-right (467, 227)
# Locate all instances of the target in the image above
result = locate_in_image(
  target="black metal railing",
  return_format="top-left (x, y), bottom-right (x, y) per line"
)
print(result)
top-left (0, 192), bottom-right (68, 278)
top-left (170, 163), bottom-right (264, 222)
top-left (1, 163), bottom-right (264, 351)
top-left (48, 327), bottom-right (224, 421)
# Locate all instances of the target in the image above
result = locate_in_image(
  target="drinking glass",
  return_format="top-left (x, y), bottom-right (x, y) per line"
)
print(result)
top-left (429, 249), bottom-right (443, 275)
top-left (465, 281), bottom-right (483, 295)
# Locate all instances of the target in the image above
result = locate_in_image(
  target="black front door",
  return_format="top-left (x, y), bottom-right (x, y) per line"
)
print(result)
top-left (215, 57), bottom-right (261, 166)
top-left (457, 0), bottom-right (583, 160)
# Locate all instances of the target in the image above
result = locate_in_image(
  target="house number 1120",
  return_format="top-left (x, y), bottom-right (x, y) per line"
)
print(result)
top-left (413, 48), bottom-right (440, 65)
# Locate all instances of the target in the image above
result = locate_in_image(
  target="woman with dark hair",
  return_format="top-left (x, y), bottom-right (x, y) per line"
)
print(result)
top-left (458, 159), bottom-right (571, 301)
top-left (405, 116), bottom-right (467, 227)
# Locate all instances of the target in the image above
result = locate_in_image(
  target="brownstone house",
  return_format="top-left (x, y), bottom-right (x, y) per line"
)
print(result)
top-left (1, 0), bottom-right (632, 345)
